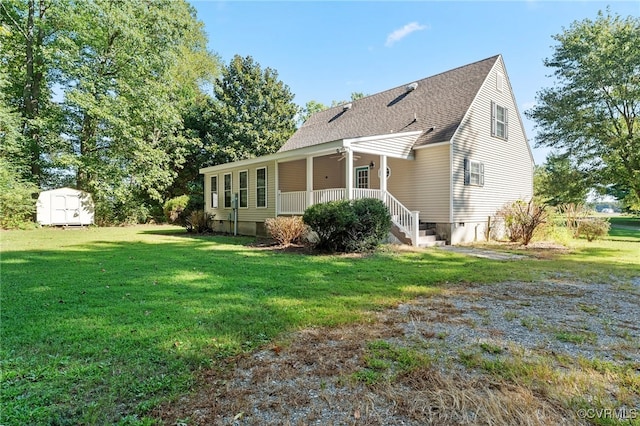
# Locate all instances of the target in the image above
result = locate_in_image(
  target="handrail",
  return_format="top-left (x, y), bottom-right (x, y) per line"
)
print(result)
top-left (278, 188), bottom-right (418, 245)
top-left (383, 191), bottom-right (416, 242)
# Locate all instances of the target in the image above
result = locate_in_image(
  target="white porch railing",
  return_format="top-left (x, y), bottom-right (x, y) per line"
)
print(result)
top-left (353, 188), bottom-right (381, 200)
top-left (278, 191), bottom-right (307, 215)
top-left (313, 188), bottom-right (346, 204)
top-left (383, 192), bottom-right (419, 244)
top-left (278, 188), bottom-right (420, 246)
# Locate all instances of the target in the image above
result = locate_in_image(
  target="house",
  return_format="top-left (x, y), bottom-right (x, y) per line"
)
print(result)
top-left (36, 187), bottom-right (95, 226)
top-left (200, 55), bottom-right (534, 245)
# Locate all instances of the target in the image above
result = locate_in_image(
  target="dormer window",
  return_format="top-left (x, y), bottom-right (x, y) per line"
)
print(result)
top-left (491, 101), bottom-right (508, 140)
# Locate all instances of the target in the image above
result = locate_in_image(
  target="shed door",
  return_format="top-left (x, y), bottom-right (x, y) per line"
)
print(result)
top-left (52, 194), bottom-right (81, 224)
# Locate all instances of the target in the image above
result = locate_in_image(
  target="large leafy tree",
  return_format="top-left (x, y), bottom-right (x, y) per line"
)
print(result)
top-left (534, 152), bottom-right (590, 206)
top-left (1, 0), bottom-right (219, 223)
top-left (207, 55), bottom-right (298, 164)
top-left (526, 11), bottom-right (640, 210)
top-left (0, 0), bottom-right (66, 185)
top-left (58, 0), bottom-right (217, 222)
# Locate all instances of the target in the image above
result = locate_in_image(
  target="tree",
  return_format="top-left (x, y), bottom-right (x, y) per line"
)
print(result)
top-left (526, 11), bottom-right (640, 210)
top-left (2, 0), bottom-right (220, 223)
top-left (0, 0), bottom-right (66, 185)
top-left (299, 100), bottom-right (327, 126)
top-left (534, 152), bottom-right (589, 206)
top-left (56, 0), bottom-right (219, 222)
top-left (331, 91), bottom-right (368, 107)
top-left (207, 55), bottom-right (298, 165)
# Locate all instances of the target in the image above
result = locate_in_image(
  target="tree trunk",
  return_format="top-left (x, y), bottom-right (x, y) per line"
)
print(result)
top-left (21, 0), bottom-right (46, 183)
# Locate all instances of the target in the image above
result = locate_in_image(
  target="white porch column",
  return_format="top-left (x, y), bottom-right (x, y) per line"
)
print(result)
top-left (275, 161), bottom-right (280, 215)
top-left (412, 211), bottom-right (420, 247)
top-left (379, 154), bottom-right (388, 195)
top-left (345, 149), bottom-right (353, 200)
top-left (306, 156), bottom-right (313, 208)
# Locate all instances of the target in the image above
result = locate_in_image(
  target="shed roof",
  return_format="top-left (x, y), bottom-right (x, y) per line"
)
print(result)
top-left (279, 55), bottom-right (500, 152)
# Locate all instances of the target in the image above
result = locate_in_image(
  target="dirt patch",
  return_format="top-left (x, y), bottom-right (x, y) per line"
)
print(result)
top-left (157, 277), bottom-right (639, 425)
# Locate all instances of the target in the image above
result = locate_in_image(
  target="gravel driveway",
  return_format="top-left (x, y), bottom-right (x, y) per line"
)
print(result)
top-left (160, 277), bottom-right (640, 425)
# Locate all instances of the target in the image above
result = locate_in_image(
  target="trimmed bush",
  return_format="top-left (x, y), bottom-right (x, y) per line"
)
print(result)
top-left (163, 195), bottom-right (190, 223)
top-left (265, 216), bottom-right (308, 246)
top-left (496, 199), bottom-right (549, 246)
top-left (350, 198), bottom-right (392, 251)
top-left (302, 198), bottom-right (391, 253)
top-left (577, 218), bottom-right (610, 242)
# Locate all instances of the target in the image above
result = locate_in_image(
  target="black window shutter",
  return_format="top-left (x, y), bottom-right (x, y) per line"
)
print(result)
top-left (464, 158), bottom-right (470, 185)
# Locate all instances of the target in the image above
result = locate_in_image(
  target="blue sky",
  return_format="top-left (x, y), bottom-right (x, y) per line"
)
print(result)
top-left (190, 1), bottom-right (640, 165)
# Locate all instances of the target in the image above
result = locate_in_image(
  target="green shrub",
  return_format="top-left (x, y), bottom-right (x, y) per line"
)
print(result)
top-left (163, 195), bottom-right (190, 223)
top-left (184, 210), bottom-right (215, 233)
top-left (496, 199), bottom-right (549, 246)
top-left (0, 158), bottom-right (38, 229)
top-left (350, 198), bottom-right (392, 251)
top-left (577, 218), bottom-right (610, 242)
top-left (265, 216), bottom-right (308, 246)
top-left (302, 198), bottom-right (391, 253)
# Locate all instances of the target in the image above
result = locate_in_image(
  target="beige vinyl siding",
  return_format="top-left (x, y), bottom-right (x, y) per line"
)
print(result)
top-left (451, 57), bottom-right (534, 223)
top-left (312, 156), bottom-right (344, 189)
top-left (203, 160), bottom-right (276, 222)
top-left (386, 147), bottom-right (450, 222)
top-left (413, 145), bottom-right (450, 222)
top-left (278, 159), bottom-right (305, 192)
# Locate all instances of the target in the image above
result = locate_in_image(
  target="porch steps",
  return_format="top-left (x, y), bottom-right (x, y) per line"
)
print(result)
top-left (390, 223), bottom-right (446, 247)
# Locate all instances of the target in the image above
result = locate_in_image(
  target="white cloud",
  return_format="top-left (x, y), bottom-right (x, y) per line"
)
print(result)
top-left (385, 22), bottom-right (429, 47)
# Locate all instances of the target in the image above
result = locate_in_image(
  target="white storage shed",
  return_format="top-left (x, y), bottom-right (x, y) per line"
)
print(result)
top-left (36, 187), bottom-right (95, 226)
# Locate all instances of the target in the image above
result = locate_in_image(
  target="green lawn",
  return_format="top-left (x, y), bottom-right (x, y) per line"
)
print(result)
top-left (1, 225), bottom-right (638, 425)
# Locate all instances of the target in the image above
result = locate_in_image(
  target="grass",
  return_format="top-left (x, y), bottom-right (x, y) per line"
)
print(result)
top-left (1, 223), bottom-right (639, 424)
top-left (353, 340), bottom-right (432, 385)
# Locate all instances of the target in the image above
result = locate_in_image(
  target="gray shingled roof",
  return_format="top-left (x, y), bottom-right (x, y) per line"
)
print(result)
top-left (279, 55), bottom-right (500, 153)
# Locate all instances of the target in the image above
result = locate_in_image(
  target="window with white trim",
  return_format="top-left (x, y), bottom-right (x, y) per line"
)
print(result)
top-left (256, 167), bottom-right (267, 208)
top-left (239, 170), bottom-right (248, 208)
top-left (464, 159), bottom-right (484, 187)
top-left (210, 175), bottom-right (218, 208)
top-left (223, 173), bottom-right (232, 208)
top-left (491, 101), bottom-right (508, 140)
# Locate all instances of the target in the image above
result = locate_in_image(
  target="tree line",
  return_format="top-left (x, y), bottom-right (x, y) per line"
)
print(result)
top-left (0, 0), bottom-right (298, 225)
top-left (1, 4), bottom-right (638, 228)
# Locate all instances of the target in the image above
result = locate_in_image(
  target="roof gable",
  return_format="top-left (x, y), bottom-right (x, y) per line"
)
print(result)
top-left (279, 55), bottom-right (500, 153)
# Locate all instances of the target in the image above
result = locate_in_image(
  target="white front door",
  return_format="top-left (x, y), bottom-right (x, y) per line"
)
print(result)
top-left (354, 166), bottom-right (369, 189)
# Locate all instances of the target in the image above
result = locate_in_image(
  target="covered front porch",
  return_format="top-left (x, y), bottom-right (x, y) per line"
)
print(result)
top-left (274, 135), bottom-right (421, 244)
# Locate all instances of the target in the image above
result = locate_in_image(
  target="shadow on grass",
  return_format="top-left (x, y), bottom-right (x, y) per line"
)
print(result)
top-left (608, 227), bottom-right (640, 241)
top-left (138, 227), bottom-right (255, 244)
top-left (2, 234), bottom-right (639, 424)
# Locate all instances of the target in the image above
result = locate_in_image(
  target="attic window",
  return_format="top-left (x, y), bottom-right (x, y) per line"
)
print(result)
top-left (496, 72), bottom-right (504, 93)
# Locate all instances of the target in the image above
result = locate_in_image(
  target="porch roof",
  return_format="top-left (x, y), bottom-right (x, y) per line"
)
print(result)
top-left (198, 130), bottom-right (422, 174)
